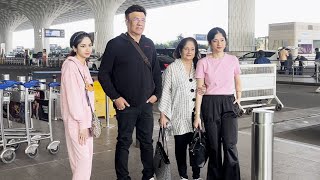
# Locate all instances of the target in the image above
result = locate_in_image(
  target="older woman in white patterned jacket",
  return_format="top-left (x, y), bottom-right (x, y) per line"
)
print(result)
top-left (158, 37), bottom-right (204, 180)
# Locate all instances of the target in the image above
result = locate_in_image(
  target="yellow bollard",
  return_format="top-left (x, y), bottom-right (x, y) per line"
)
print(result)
top-left (93, 81), bottom-right (116, 118)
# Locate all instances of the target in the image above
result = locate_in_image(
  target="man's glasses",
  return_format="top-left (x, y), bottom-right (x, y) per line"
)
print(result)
top-left (130, 17), bottom-right (146, 23)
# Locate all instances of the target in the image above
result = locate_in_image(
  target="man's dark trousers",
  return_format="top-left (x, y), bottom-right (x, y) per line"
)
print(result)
top-left (115, 103), bottom-right (154, 180)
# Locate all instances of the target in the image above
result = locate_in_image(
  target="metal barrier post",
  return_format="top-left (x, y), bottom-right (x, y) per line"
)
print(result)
top-left (316, 63), bottom-right (319, 83)
top-left (106, 96), bottom-right (110, 127)
top-left (291, 64), bottom-right (294, 82)
top-left (251, 109), bottom-right (274, 180)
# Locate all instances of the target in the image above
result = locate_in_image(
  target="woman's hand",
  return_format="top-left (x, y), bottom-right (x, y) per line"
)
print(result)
top-left (159, 116), bottom-right (169, 128)
top-left (79, 128), bottom-right (89, 145)
top-left (233, 98), bottom-right (241, 105)
top-left (193, 115), bottom-right (202, 130)
top-left (197, 84), bottom-right (207, 95)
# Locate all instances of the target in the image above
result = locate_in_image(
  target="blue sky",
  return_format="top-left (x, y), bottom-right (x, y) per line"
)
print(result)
top-left (12, 0), bottom-right (320, 48)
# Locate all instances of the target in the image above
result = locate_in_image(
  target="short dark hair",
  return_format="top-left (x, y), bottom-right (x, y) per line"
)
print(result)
top-left (258, 50), bottom-right (265, 57)
top-left (173, 37), bottom-right (199, 69)
top-left (125, 5), bottom-right (146, 19)
top-left (315, 48), bottom-right (319, 52)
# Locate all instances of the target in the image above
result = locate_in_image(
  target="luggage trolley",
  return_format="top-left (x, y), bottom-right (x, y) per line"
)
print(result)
top-left (22, 80), bottom-right (41, 158)
top-left (1, 80), bottom-right (39, 152)
top-left (22, 80), bottom-right (60, 158)
top-left (0, 80), bottom-right (60, 163)
top-left (46, 82), bottom-right (61, 154)
top-left (0, 81), bottom-right (19, 163)
top-left (239, 64), bottom-right (284, 115)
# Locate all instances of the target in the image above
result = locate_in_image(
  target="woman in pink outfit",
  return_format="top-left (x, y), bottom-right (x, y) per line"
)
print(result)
top-left (61, 31), bottom-right (94, 180)
top-left (194, 27), bottom-right (242, 180)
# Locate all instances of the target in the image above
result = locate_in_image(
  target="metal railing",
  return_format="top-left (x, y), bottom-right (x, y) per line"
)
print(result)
top-left (0, 57), bottom-right (25, 65)
top-left (277, 60), bottom-right (320, 83)
top-left (0, 57), bottom-right (65, 68)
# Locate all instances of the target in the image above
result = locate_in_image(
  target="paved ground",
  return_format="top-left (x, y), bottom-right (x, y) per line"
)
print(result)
top-left (1, 64), bottom-right (320, 179)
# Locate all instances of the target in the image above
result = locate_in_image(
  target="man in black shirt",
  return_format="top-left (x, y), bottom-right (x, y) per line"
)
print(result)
top-left (295, 55), bottom-right (307, 75)
top-left (98, 4), bottom-right (161, 180)
top-left (313, 48), bottom-right (320, 77)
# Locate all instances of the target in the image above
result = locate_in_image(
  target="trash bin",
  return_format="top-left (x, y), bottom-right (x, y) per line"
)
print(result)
top-left (251, 109), bottom-right (274, 180)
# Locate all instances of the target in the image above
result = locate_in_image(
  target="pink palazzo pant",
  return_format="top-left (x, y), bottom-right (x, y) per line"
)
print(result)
top-left (64, 121), bottom-right (93, 180)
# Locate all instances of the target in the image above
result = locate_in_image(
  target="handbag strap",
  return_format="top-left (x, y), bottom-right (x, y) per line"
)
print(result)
top-left (193, 128), bottom-right (202, 141)
top-left (125, 33), bottom-right (152, 70)
top-left (71, 61), bottom-right (95, 118)
top-left (158, 128), bottom-right (169, 155)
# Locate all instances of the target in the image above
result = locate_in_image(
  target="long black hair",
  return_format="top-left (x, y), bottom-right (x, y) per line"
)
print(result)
top-left (173, 37), bottom-right (199, 69)
top-left (68, 31), bottom-right (94, 57)
top-left (207, 27), bottom-right (228, 51)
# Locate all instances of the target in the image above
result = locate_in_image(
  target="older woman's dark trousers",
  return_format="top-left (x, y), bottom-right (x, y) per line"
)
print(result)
top-left (201, 95), bottom-right (240, 180)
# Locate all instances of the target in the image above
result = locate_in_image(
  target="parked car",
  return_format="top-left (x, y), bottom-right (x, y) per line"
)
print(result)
top-left (156, 48), bottom-right (175, 58)
top-left (158, 55), bottom-right (175, 72)
top-left (239, 50), bottom-right (278, 64)
top-left (87, 56), bottom-right (101, 71)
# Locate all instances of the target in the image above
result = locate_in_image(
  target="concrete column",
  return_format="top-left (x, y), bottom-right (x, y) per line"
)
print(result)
top-left (228, 0), bottom-right (255, 52)
top-left (0, 31), bottom-right (3, 43)
top-left (32, 21), bottom-right (51, 53)
top-left (0, 8), bottom-right (27, 55)
top-left (9, 0), bottom-right (81, 53)
top-left (3, 30), bottom-right (13, 55)
top-left (85, 0), bottom-right (125, 54)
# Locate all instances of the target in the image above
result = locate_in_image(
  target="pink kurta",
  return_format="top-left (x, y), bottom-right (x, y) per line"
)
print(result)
top-left (61, 56), bottom-right (94, 180)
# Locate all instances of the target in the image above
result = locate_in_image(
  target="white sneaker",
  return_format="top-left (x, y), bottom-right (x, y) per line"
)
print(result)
top-left (149, 178), bottom-right (155, 180)
top-left (194, 178), bottom-right (203, 180)
top-left (180, 177), bottom-right (188, 180)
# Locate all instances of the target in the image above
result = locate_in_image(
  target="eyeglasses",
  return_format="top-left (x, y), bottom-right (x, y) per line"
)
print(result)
top-left (130, 17), bottom-right (146, 23)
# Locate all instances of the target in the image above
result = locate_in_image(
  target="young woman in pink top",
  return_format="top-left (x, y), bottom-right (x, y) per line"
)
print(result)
top-left (61, 31), bottom-right (94, 180)
top-left (194, 27), bottom-right (242, 180)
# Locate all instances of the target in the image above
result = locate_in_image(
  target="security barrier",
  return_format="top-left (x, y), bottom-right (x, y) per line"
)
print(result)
top-left (315, 62), bottom-right (320, 92)
top-left (3, 57), bottom-right (25, 65)
top-left (240, 64), bottom-right (284, 115)
top-left (93, 81), bottom-right (116, 119)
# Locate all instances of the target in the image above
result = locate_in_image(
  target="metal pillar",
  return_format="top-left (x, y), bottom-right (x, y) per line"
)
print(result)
top-left (106, 96), bottom-right (110, 128)
top-left (251, 109), bottom-right (274, 180)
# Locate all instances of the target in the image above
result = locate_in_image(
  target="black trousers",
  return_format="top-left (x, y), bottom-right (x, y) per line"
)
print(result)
top-left (115, 103), bottom-right (154, 180)
top-left (174, 132), bottom-right (201, 179)
top-left (201, 95), bottom-right (240, 180)
top-left (280, 62), bottom-right (285, 71)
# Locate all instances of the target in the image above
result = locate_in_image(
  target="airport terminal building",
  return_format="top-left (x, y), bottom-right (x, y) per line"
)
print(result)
top-left (268, 22), bottom-right (320, 56)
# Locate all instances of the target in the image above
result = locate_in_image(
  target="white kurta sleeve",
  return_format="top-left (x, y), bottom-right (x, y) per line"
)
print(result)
top-left (158, 66), bottom-right (173, 120)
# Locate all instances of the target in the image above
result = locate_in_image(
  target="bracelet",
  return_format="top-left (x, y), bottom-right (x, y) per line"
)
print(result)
top-left (194, 111), bottom-right (201, 115)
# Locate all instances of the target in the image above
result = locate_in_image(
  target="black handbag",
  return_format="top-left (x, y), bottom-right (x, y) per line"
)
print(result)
top-left (189, 129), bottom-right (208, 168)
top-left (234, 102), bottom-right (243, 117)
top-left (153, 128), bottom-right (171, 180)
